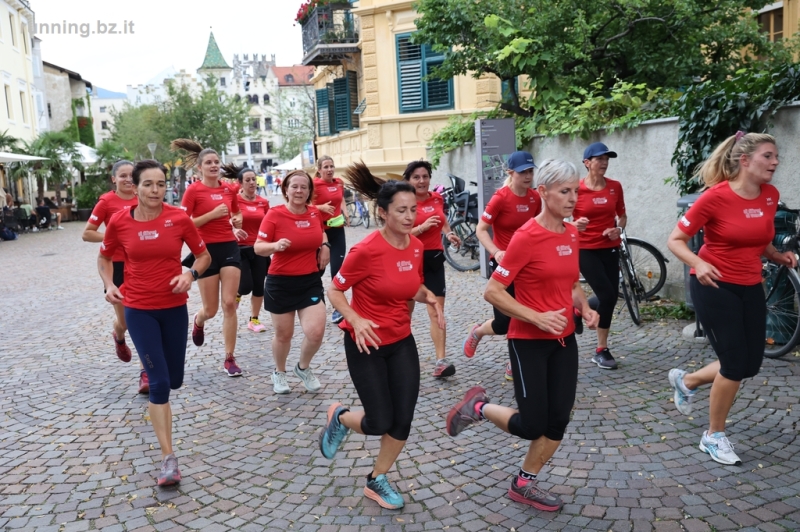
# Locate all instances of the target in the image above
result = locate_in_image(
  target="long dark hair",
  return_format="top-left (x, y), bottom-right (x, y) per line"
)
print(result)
top-left (343, 162), bottom-right (415, 225)
top-left (170, 138), bottom-right (218, 169)
top-left (221, 163), bottom-right (256, 183)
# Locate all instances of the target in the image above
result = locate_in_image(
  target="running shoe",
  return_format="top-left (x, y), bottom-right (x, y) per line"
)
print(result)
top-left (504, 361), bottom-right (514, 381)
top-left (592, 348), bottom-right (617, 370)
top-left (112, 331), bottom-right (132, 363)
top-left (191, 314), bottom-right (204, 346)
top-left (446, 386), bottom-right (489, 437)
top-left (318, 402), bottom-right (350, 459)
top-left (462, 325), bottom-right (481, 358)
top-left (56, 225), bottom-right (64, 230)
top-left (138, 370), bottom-right (150, 394)
top-left (224, 355), bottom-right (242, 377)
top-left (507, 477), bottom-right (563, 511)
top-left (157, 454), bottom-right (181, 486)
top-left (293, 363), bottom-right (321, 392)
top-left (331, 310), bottom-right (344, 324)
top-left (364, 474), bottom-right (404, 509)
top-left (668, 368), bottom-right (696, 415)
top-left (272, 371), bottom-right (290, 394)
top-left (432, 358), bottom-right (456, 379)
top-left (248, 318), bottom-right (266, 333)
top-left (699, 431), bottom-right (742, 466)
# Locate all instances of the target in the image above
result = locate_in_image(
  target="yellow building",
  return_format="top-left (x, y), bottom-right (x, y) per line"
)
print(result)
top-left (0, 0), bottom-right (37, 144)
top-left (757, 2), bottom-right (798, 42)
top-left (302, 0), bottom-right (505, 175)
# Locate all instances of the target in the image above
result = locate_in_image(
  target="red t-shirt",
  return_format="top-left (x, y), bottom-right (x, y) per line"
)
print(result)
top-left (334, 231), bottom-right (424, 346)
top-left (491, 219), bottom-right (579, 340)
top-left (257, 205), bottom-right (325, 276)
top-left (89, 191), bottom-right (138, 262)
top-left (678, 181), bottom-right (777, 286)
top-left (480, 187), bottom-right (541, 252)
top-left (312, 177), bottom-right (345, 223)
top-left (181, 181), bottom-right (239, 244)
top-left (415, 192), bottom-right (446, 251)
top-left (238, 195), bottom-right (270, 247)
top-left (573, 178), bottom-right (626, 249)
top-left (100, 205), bottom-right (206, 310)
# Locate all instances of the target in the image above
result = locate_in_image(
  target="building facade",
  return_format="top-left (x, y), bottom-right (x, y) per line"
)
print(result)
top-left (757, 1), bottom-right (799, 42)
top-left (91, 86), bottom-right (127, 144)
top-left (0, 0), bottom-right (37, 144)
top-left (42, 61), bottom-right (92, 145)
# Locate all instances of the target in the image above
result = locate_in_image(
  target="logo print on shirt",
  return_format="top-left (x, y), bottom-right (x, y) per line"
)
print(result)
top-left (90, 214), bottom-right (99, 221)
top-left (743, 208), bottom-right (764, 219)
top-left (592, 197), bottom-right (608, 205)
top-left (246, 206), bottom-right (257, 211)
top-left (211, 194), bottom-right (223, 200)
top-left (516, 205), bottom-right (529, 212)
top-left (680, 216), bottom-right (691, 227)
top-left (328, 187), bottom-right (338, 192)
top-left (397, 260), bottom-right (413, 272)
top-left (421, 206), bottom-right (435, 214)
top-left (138, 230), bottom-right (159, 241)
top-left (335, 273), bottom-right (346, 284)
top-left (495, 265), bottom-right (510, 277)
top-left (766, 197), bottom-right (774, 206)
top-left (414, 248), bottom-right (421, 258)
top-left (164, 219), bottom-right (173, 228)
top-left (556, 245), bottom-right (573, 256)
top-left (296, 220), bottom-right (311, 228)
top-left (258, 231), bottom-right (268, 239)
top-left (482, 211), bottom-right (492, 220)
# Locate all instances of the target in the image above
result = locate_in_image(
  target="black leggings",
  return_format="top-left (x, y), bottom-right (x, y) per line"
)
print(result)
top-left (488, 257), bottom-right (515, 335)
top-left (326, 226), bottom-right (346, 281)
top-left (579, 247), bottom-right (619, 329)
top-left (344, 333), bottom-right (420, 441)
top-left (690, 276), bottom-right (766, 381)
top-left (238, 246), bottom-right (269, 297)
top-left (507, 335), bottom-right (578, 441)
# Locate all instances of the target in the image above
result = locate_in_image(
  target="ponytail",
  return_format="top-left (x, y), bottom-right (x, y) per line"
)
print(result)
top-left (695, 132), bottom-right (776, 188)
top-left (170, 138), bottom-right (218, 169)
top-left (343, 161), bottom-right (414, 226)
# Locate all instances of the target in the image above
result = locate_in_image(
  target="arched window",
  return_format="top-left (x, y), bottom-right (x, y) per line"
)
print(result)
top-left (263, 94), bottom-right (270, 105)
top-left (285, 74), bottom-right (294, 83)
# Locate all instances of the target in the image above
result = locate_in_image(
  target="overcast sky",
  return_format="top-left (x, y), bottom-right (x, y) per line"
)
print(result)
top-left (30, 0), bottom-right (304, 92)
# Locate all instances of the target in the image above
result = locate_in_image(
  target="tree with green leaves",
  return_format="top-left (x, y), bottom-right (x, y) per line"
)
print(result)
top-left (271, 85), bottom-right (316, 161)
top-left (11, 131), bottom-right (82, 205)
top-left (0, 130), bottom-right (19, 152)
top-left (109, 103), bottom-right (164, 161)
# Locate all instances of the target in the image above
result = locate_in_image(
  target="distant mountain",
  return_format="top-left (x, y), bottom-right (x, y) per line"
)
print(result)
top-left (94, 87), bottom-right (127, 99)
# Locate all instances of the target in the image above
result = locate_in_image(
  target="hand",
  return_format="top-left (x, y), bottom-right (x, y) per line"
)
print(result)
top-left (170, 272), bottom-right (193, 294)
top-left (350, 315), bottom-right (382, 353)
top-left (233, 228), bottom-right (248, 241)
top-left (582, 308), bottom-right (600, 329)
top-left (494, 250), bottom-right (506, 264)
top-left (603, 227), bottom-right (621, 241)
top-left (773, 250), bottom-right (798, 268)
top-left (694, 260), bottom-right (722, 288)
top-left (212, 204), bottom-right (229, 219)
top-left (274, 238), bottom-right (291, 252)
top-left (105, 285), bottom-right (124, 305)
top-left (318, 202), bottom-right (335, 215)
top-left (318, 245), bottom-right (331, 270)
top-left (421, 215), bottom-right (442, 232)
top-left (230, 214), bottom-right (243, 229)
top-left (446, 232), bottom-right (461, 247)
top-left (533, 308), bottom-right (568, 335)
top-left (575, 217), bottom-right (589, 232)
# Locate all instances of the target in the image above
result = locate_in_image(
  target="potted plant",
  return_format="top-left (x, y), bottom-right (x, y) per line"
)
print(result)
top-left (73, 175), bottom-right (107, 221)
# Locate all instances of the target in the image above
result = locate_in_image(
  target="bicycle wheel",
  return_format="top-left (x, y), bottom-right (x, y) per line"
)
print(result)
top-left (443, 220), bottom-right (480, 271)
top-left (347, 201), bottom-right (363, 227)
top-left (626, 238), bottom-right (668, 299)
top-left (763, 264), bottom-right (800, 358)
top-left (361, 201), bottom-right (370, 229)
top-left (619, 257), bottom-right (641, 325)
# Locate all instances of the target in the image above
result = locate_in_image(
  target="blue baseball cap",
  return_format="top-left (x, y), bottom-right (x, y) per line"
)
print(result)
top-left (583, 142), bottom-right (618, 160)
top-left (507, 151), bottom-right (536, 172)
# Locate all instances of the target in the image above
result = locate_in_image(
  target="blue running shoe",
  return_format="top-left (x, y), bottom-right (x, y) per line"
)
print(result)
top-left (699, 431), bottom-right (742, 466)
top-left (668, 368), bottom-right (696, 415)
top-left (319, 402), bottom-right (350, 459)
top-left (364, 474), bottom-right (404, 509)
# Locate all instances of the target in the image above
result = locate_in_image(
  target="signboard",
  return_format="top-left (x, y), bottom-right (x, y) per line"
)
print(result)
top-left (475, 118), bottom-right (516, 278)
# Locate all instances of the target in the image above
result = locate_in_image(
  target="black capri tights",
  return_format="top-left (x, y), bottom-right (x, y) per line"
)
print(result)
top-left (690, 276), bottom-right (766, 381)
top-left (579, 247), bottom-right (619, 330)
top-left (238, 246), bottom-right (269, 297)
top-left (344, 333), bottom-right (420, 441)
top-left (488, 257), bottom-right (515, 335)
top-left (125, 305), bottom-right (189, 405)
top-left (326, 226), bottom-right (346, 281)
top-left (507, 335), bottom-right (578, 441)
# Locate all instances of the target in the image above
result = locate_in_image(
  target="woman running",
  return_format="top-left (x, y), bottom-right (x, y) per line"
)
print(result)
top-left (254, 170), bottom-right (330, 394)
top-left (223, 163), bottom-right (270, 333)
top-left (446, 159), bottom-right (598, 511)
top-left (667, 132), bottom-right (793, 466)
top-left (572, 142), bottom-right (627, 370)
top-left (82, 160), bottom-right (149, 394)
top-left (318, 162), bottom-right (444, 510)
top-left (173, 139), bottom-right (245, 378)
top-left (99, 159), bottom-right (210, 486)
top-left (312, 155), bottom-right (349, 324)
top-left (462, 151), bottom-right (540, 380)
top-left (405, 160), bottom-right (461, 378)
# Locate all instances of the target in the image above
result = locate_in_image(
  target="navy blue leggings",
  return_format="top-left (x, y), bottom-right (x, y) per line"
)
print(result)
top-left (125, 305), bottom-right (189, 404)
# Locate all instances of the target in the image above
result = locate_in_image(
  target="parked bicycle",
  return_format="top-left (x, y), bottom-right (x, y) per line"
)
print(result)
top-left (345, 189), bottom-right (370, 229)
top-left (617, 229), bottom-right (669, 325)
top-left (763, 203), bottom-right (800, 358)
top-left (441, 174), bottom-right (481, 271)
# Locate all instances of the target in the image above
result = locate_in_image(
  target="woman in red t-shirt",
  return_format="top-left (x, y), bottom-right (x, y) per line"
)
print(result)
top-left (571, 142), bottom-right (627, 370)
top-left (173, 139), bottom-right (245, 378)
top-left (81, 160), bottom-right (151, 392)
top-left (254, 170), bottom-right (330, 395)
top-left (312, 156), bottom-right (349, 324)
top-left (99, 160), bottom-right (211, 487)
top-left (319, 162), bottom-right (444, 510)
top-left (222, 164), bottom-right (270, 334)
top-left (404, 160), bottom-right (460, 379)
top-left (462, 151), bottom-right (541, 380)
top-left (667, 133), bottom-right (795, 466)
top-left (446, 159), bottom-right (598, 512)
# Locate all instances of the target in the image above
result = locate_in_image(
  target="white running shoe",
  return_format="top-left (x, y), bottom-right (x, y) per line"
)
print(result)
top-left (293, 364), bottom-right (321, 392)
top-left (699, 431), bottom-right (742, 466)
top-left (668, 368), bottom-right (696, 415)
top-left (272, 371), bottom-right (291, 394)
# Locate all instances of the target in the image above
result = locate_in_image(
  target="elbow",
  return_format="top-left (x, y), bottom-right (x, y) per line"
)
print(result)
top-left (81, 233), bottom-right (90, 242)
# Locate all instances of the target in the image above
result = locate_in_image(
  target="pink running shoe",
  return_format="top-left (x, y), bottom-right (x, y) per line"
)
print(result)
top-left (248, 318), bottom-right (266, 333)
top-left (462, 325), bottom-right (481, 358)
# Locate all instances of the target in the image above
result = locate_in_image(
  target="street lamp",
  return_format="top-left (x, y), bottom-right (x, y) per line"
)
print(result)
top-left (147, 142), bottom-right (157, 159)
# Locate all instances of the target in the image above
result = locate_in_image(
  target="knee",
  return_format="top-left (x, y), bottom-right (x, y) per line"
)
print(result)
top-left (202, 304), bottom-right (218, 320)
top-left (148, 378), bottom-right (171, 404)
top-left (491, 318), bottom-right (509, 335)
top-left (306, 322), bottom-right (325, 344)
top-left (220, 298), bottom-right (237, 315)
top-left (273, 327), bottom-right (294, 344)
top-left (510, 413), bottom-right (546, 441)
top-left (361, 415), bottom-right (393, 437)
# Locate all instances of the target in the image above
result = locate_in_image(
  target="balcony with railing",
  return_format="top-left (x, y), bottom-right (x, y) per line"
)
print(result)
top-left (301, 3), bottom-right (360, 66)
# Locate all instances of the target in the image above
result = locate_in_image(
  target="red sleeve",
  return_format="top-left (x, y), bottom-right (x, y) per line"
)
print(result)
top-left (230, 190), bottom-right (239, 214)
top-left (99, 215), bottom-right (120, 259)
top-left (89, 196), bottom-right (108, 227)
top-left (481, 189), bottom-right (504, 225)
top-left (616, 183), bottom-right (626, 217)
top-left (490, 230), bottom-right (533, 287)
top-left (257, 210), bottom-right (276, 243)
top-left (677, 192), bottom-right (713, 238)
top-left (333, 242), bottom-right (371, 290)
top-left (181, 185), bottom-right (196, 218)
top-left (181, 214), bottom-right (206, 255)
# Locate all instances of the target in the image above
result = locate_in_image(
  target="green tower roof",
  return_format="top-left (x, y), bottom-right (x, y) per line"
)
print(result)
top-left (199, 31), bottom-right (230, 70)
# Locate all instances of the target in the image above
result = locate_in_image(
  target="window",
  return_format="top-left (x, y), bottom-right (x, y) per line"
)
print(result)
top-left (290, 97), bottom-right (296, 108)
top-left (263, 94), bottom-right (270, 105)
top-left (501, 77), bottom-right (519, 104)
top-left (9, 14), bottom-right (16, 47)
top-left (251, 118), bottom-right (260, 131)
top-left (264, 117), bottom-right (272, 131)
top-left (315, 71), bottom-right (359, 136)
top-left (250, 141), bottom-right (262, 154)
top-left (19, 92), bottom-right (27, 123)
top-left (266, 142), bottom-right (274, 153)
top-left (396, 34), bottom-right (453, 113)
top-left (22, 24), bottom-right (28, 54)
top-left (238, 143), bottom-right (246, 155)
top-left (287, 118), bottom-right (300, 128)
top-left (758, 7), bottom-right (784, 42)
top-left (4, 85), bottom-right (13, 120)
top-left (101, 120), bottom-right (109, 130)
top-left (99, 106), bottom-right (107, 113)
top-left (249, 94), bottom-right (259, 105)
top-left (220, 77), bottom-right (226, 87)
top-left (47, 102), bottom-right (51, 118)
top-left (285, 74), bottom-right (294, 83)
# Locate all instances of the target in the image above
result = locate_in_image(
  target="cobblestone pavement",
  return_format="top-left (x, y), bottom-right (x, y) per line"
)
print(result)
top-left (2, 220), bottom-right (800, 532)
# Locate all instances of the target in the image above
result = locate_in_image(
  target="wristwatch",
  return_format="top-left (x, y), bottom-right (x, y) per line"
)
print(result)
top-left (320, 242), bottom-right (331, 249)
top-left (190, 269), bottom-right (199, 281)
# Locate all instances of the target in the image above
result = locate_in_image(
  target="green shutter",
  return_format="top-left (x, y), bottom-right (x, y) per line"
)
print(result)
top-left (424, 59), bottom-right (452, 109)
top-left (347, 71), bottom-right (359, 129)
top-left (397, 34), bottom-right (423, 112)
top-left (333, 77), bottom-right (352, 131)
top-left (327, 83), bottom-right (338, 135)
top-left (316, 88), bottom-right (331, 136)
